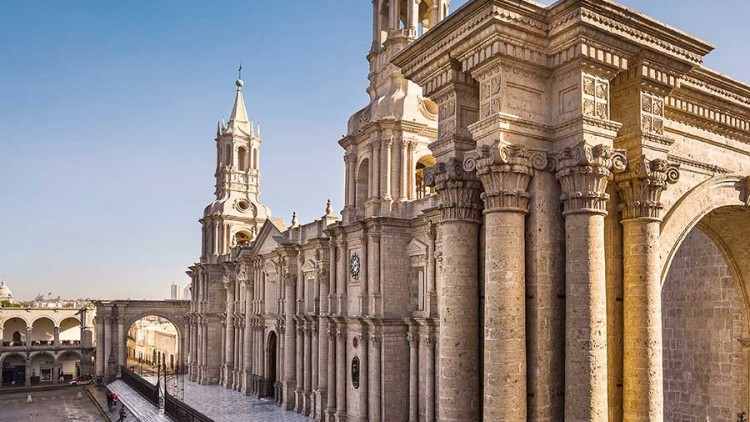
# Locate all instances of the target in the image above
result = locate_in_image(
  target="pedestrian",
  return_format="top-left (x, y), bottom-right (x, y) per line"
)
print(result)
top-left (112, 392), bottom-right (119, 408)
top-left (117, 406), bottom-right (127, 422)
top-left (106, 391), bottom-right (113, 410)
top-left (59, 374), bottom-right (64, 383)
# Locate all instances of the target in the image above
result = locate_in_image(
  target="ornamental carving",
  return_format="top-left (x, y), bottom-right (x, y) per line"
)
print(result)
top-left (555, 142), bottom-right (627, 215)
top-left (463, 143), bottom-right (539, 213)
top-left (424, 158), bottom-right (483, 223)
top-left (582, 74), bottom-right (610, 120)
top-left (615, 156), bottom-right (680, 220)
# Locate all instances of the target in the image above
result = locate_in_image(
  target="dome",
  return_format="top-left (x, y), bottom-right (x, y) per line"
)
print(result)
top-left (0, 281), bottom-right (12, 301)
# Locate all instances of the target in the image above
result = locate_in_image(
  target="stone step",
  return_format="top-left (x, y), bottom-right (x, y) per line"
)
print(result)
top-left (107, 380), bottom-right (173, 422)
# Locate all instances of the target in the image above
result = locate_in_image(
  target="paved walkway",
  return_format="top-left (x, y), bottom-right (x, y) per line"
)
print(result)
top-left (143, 375), bottom-right (310, 422)
top-left (180, 381), bottom-right (311, 422)
top-left (107, 380), bottom-right (171, 422)
top-left (0, 386), bottom-right (106, 422)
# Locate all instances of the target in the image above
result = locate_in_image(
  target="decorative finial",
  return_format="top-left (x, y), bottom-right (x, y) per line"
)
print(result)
top-left (291, 211), bottom-right (299, 227)
top-left (325, 199), bottom-right (333, 216)
top-left (236, 63), bottom-right (244, 88)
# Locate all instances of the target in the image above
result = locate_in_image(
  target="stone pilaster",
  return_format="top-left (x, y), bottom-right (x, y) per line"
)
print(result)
top-left (295, 323), bottom-right (304, 413)
top-left (555, 142), bottom-right (626, 422)
top-left (464, 142), bottom-right (543, 421)
top-left (408, 330), bottom-right (419, 422)
top-left (616, 156), bottom-right (679, 422)
top-left (326, 323), bottom-right (337, 421)
top-left (223, 280), bottom-right (235, 388)
top-left (336, 326), bottom-right (347, 422)
top-left (304, 321), bottom-right (313, 415)
top-left (424, 334), bottom-right (436, 422)
top-left (283, 271), bottom-right (297, 411)
top-left (424, 158), bottom-right (483, 422)
top-left (369, 332), bottom-right (382, 422)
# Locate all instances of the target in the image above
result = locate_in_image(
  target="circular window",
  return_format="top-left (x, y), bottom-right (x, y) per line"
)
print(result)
top-left (237, 200), bottom-right (250, 211)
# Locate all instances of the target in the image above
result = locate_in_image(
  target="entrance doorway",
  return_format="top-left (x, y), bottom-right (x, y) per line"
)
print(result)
top-left (267, 331), bottom-right (277, 398)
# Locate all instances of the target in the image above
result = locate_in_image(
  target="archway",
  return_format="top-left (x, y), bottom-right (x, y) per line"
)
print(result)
top-left (415, 154), bottom-right (436, 199)
top-left (1, 354), bottom-right (26, 386)
top-left (3, 317), bottom-right (27, 346)
top-left (660, 185), bottom-right (750, 419)
top-left (29, 352), bottom-right (55, 385)
top-left (126, 314), bottom-right (180, 379)
top-left (356, 158), bottom-right (370, 208)
top-left (267, 331), bottom-right (278, 399)
top-left (58, 350), bottom-right (82, 382)
top-left (59, 317), bottom-right (81, 346)
top-left (94, 300), bottom-right (189, 382)
top-left (31, 317), bottom-right (54, 346)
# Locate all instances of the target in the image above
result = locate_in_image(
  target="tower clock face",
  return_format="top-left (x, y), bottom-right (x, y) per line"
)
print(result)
top-left (350, 253), bottom-right (361, 280)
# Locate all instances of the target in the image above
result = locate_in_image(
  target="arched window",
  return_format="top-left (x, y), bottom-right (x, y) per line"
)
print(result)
top-left (252, 148), bottom-right (258, 170)
top-left (378, 0), bottom-right (390, 45)
top-left (415, 154), bottom-right (437, 199)
top-left (224, 145), bottom-right (232, 167)
top-left (12, 331), bottom-right (20, 343)
top-left (238, 147), bottom-right (248, 171)
top-left (356, 159), bottom-right (370, 208)
top-left (235, 230), bottom-right (252, 246)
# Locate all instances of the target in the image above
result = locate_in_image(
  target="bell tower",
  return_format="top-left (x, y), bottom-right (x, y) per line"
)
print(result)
top-left (340, 0), bottom-right (450, 222)
top-left (200, 73), bottom-right (271, 260)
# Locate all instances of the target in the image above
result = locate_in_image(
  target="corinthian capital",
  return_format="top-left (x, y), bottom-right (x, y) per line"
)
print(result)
top-left (464, 143), bottom-right (546, 213)
top-left (615, 156), bottom-right (679, 220)
top-left (555, 142), bottom-right (627, 215)
top-left (424, 158), bottom-right (483, 223)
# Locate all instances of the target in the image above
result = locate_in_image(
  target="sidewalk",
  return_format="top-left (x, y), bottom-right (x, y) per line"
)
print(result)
top-left (107, 380), bottom-right (170, 422)
top-left (87, 384), bottom-right (139, 422)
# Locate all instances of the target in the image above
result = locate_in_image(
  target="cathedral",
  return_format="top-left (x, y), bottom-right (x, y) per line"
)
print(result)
top-left (187, 1), bottom-right (750, 421)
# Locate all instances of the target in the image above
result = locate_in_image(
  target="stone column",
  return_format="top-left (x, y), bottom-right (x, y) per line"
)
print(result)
top-left (359, 334), bottom-right (369, 420)
top-left (408, 331), bottom-right (419, 422)
top-left (304, 321), bottom-right (313, 415)
top-left (336, 326), bottom-right (347, 421)
top-left (26, 326), bottom-right (32, 347)
top-left (616, 156), bottom-right (679, 421)
top-left (369, 332), bottom-right (382, 422)
top-left (555, 142), bottom-right (625, 421)
top-left (425, 334), bottom-right (436, 422)
top-left (53, 326), bottom-right (60, 347)
top-left (425, 159), bottom-right (483, 422)
top-left (243, 279), bottom-right (254, 394)
top-left (283, 273), bottom-right (297, 411)
top-left (117, 317), bottom-right (125, 375)
top-left (296, 323), bottom-right (304, 413)
top-left (96, 317), bottom-right (105, 376)
top-left (25, 359), bottom-right (31, 386)
top-left (327, 323), bottom-right (337, 421)
top-left (317, 319), bottom-right (329, 422)
top-left (369, 232), bottom-right (381, 317)
top-left (224, 282), bottom-right (235, 388)
top-left (400, 140), bottom-right (409, 201)
top-left (384, 137), bottom-right (393, 201)
top-left (311, 324), bottom-right (319, 417)
top-left (337, 238), bottom-right (348, 315)
top-left (359, 231), bottom-right (368, 316)
top-left (464, 143), bottom-right (538, 421)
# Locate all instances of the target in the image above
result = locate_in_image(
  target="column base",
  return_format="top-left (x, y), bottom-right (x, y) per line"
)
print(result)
top-left (335, 410), bottom-right (348, 422)
top-left (294, 389), bottom-right (304, 413)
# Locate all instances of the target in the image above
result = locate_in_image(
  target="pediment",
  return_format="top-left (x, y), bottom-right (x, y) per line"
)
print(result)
top-left (407, 238), bottom-right (427, 256)
top-left (301, 259), bottom-right (317, 273)
top-left (251, 220), bottom-right (283, 256)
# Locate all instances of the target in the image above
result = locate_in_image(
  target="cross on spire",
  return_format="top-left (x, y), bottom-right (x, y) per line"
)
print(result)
top-left (238, 64), bottom-right (242, 80)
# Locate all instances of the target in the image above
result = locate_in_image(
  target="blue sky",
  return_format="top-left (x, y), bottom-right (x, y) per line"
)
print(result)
top-left (1, 0), bottom-right (749, 300)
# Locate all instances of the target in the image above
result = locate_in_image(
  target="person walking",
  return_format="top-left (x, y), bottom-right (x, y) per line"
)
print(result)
top-left (105, 391), bottom-right (113, 410)
top-left (117, 406), bottom-right (127, 422)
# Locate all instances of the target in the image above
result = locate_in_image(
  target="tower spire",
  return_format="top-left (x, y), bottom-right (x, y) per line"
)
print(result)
top-left (226, 69), bottom-right (251, 136)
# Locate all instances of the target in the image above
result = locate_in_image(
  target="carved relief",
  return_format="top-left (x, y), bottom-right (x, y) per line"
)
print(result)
top-left (555, 142), bottom-right (627, 214)
top-left (582, 74), bottom-right (610, 120)
top-left (615, 156), bottom-right (680, 220)
top-left (641, 92), bottom-right (665, 135)
top-left (424, 158), bottom-right (483, 223)
top-left (463, 142), bottom-right (543, 213)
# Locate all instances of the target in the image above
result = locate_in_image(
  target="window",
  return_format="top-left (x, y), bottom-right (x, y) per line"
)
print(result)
top-left (415, 154), bottom-right (437, 199)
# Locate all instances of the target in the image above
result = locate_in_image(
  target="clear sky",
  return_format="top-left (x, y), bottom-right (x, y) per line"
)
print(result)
top-left (1, 0), bottom-right (749, 301)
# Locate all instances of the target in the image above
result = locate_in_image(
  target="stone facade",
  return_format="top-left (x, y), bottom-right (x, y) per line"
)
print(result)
top-left (0, 305), bottom-right (95, 386)
top-left (186, 1), bottom-right (750, 421)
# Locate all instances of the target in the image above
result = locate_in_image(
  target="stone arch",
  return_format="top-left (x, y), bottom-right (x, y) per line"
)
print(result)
top-left (3, 315), bottom-right (30, 328)
top-left (30, 317), bottom-right (55, 343)
top-left (0, 352), bottom-right (27, 366)
top-left (2, 317), bottom-right (28, 344)
top-left (356, 158), bottom-right (370, 208)
top-left (660, 175), bottom-right (750, 418)
top-left (659, 175), bottom-right (748, 287)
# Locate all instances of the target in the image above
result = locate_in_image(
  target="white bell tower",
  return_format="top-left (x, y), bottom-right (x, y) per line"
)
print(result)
top-left (200, 71), bottom-right (271, 260)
